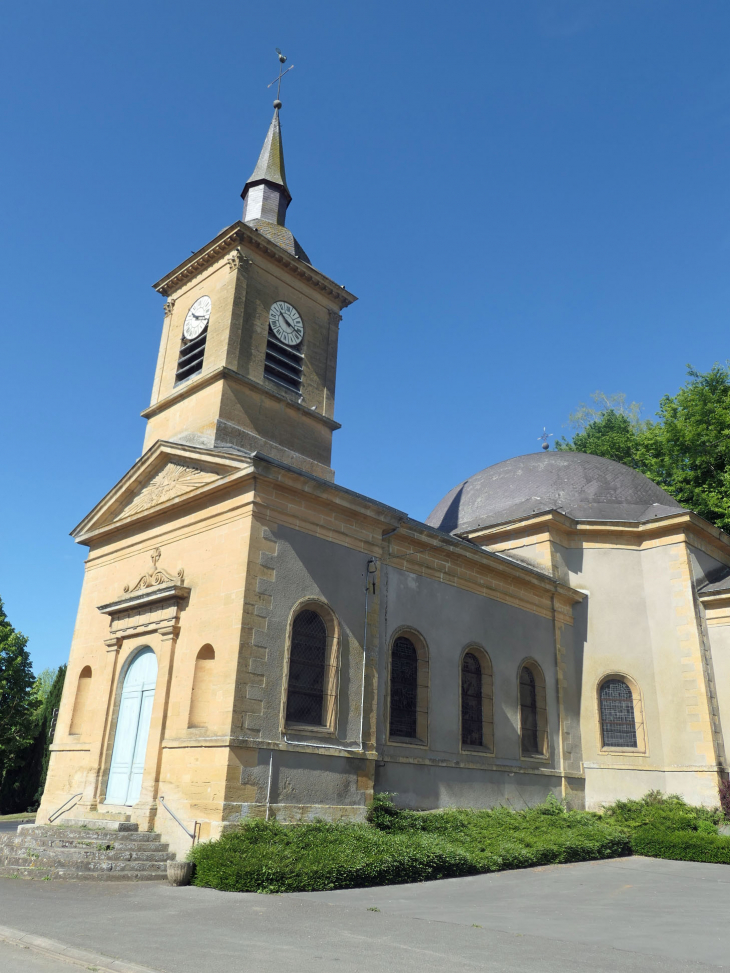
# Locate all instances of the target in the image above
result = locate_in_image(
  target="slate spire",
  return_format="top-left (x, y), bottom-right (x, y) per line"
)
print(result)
top-left (240, 108), bottom-right (310, 263)
top-left (242, 108), bottom-right (291, 226)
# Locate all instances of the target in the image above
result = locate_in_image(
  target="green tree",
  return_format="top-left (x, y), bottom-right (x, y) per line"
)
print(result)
top-left (33, 664), bottom-right (66, 806)
top-left (557, 409), bottom-right (646, 468)
top-left (0, 599), bottom-right (37, 813)
top-left (557, 365), bottom-right (730, 531)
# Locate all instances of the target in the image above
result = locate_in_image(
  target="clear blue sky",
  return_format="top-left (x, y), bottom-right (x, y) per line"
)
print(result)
top-left (2, 1), bottom-right (729, 673)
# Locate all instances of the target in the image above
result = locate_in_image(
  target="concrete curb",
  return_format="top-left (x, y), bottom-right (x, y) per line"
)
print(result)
top-left (0, 924), bottom-right (163, 973)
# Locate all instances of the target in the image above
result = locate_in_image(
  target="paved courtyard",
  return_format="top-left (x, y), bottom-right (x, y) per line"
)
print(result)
top-left (0, 856), bottom-right (729, 972)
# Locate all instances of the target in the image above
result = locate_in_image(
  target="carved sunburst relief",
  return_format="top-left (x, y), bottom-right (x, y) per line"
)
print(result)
top-left (120, 462), bottom-right (219, 518)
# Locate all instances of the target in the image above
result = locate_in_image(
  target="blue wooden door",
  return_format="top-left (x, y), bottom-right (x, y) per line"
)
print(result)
top-left (105, 649), bottom-right (158, 806)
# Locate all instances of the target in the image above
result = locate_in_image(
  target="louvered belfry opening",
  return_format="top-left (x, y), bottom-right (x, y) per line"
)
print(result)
top-left (264, 333), bottom-right (303, 394)
top-left (389, 636), bottom-right (419, 739)
top-left (285, 609), bottom-right (331, 726)
top-left (600, 679), bottom-right (638, 747)
top-left (461, 652), bottom-right (483, 747)
top-left (175, 328), bottom-right (208, 385)
top-left (520, 666), bottom-right (540, 755)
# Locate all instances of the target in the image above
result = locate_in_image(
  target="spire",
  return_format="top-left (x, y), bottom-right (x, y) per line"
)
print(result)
top-left (241, 108), bottom-right (291, 233)
top-left (242, 108), bottom-right (291, 207)
top-left (240, 106), bottom-right (310, 264)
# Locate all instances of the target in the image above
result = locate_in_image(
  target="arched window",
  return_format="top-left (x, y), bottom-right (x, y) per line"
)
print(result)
top-left (188, 645), bottom-right (215, 728)
top-left (460, 647), bottom-right (494, 752)
top-left (600, 679), bottom-right (638, 748)
top-left (390, 636), bottom-right (418, 739)
top-left (286, 610), bottom-right (328, 726)
top-left (461, 653), bottom-right (483, 747)
top-left (520, 666), bottom-right (539, 755)
top-left (519, 662), bottom-right (547, 757)
top-left (69, 666), bottom-right (92, 736)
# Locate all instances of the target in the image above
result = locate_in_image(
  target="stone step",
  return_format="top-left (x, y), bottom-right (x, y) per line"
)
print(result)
top-left (0, 864), bottom-right (168, 882)
top-left (13, 826), bottom-right (163, 842)
top-left (1, 848), bottom-right (175, 864)
top-left (50, 817), bottom-right (137, 831)
top-left (0, 835), bottom-right (170, 853)
top-left (26, 818), bottom-right (139, 832)
top-left (0, 855), bottom-right (168, 873)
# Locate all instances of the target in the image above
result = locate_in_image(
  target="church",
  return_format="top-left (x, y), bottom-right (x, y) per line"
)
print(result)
top-left (37, 94), bottom-right (730, 857)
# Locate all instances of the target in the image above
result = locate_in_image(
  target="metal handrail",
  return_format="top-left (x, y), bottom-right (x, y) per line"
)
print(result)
top-left (48, 792), bottom-right (83, 823)
top-left (159, 796), bottom-right (198, 843)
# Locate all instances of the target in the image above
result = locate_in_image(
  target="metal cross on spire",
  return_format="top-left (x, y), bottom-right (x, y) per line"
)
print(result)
top-left (538, 427), bottom-right (554, 451)
top-left (268, 48), bottom-right (294, 109)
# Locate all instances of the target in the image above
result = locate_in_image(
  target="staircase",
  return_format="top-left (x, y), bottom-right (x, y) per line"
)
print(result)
top-left (0, 818), bottom-right (176, 881)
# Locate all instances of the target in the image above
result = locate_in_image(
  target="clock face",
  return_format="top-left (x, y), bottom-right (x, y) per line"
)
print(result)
top-left (183, 296), bottom-right (212, 340)
top-left (269, 301), bottom-right (304, 346)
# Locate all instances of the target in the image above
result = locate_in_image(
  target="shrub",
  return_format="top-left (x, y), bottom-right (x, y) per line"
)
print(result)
top-left (189, 819), bottom-right (474, 893)
top-left (190, 798), bottom-right (630, 894)
top-left (632, 826), bottom-right (730, 864)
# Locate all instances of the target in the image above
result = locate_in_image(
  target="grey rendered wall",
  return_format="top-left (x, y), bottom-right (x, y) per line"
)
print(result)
top-left (376, 564), bottom-right (570, 810)
top-left (260, 526), bottom-right (576, 812)
top-left (256, 525), bottom-right (373, 807)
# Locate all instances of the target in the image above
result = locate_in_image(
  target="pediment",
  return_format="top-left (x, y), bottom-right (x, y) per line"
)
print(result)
top-left (73, 441), bottom-right (253, 541)
top-left (119, 461), bottom-right (219, 519)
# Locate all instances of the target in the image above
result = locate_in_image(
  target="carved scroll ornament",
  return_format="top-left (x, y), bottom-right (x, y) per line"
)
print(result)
top-left (124, 548), bottom-right (185, 594)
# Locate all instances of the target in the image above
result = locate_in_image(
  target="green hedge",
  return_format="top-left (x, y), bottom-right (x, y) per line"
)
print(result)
top-left (189, 796), bottom-right (630, 894)
top-left (601, 792), bottom-right (730, 864)
top-left (632, 825), bottom-right (730, 864)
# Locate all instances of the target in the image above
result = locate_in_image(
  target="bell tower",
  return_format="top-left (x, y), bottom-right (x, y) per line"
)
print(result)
top-left (141, 101), bottom-right (356, 482)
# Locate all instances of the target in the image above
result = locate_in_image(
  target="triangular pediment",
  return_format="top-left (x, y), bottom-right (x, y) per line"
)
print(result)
top-left (119, 461), bottom-right (220, 519)
top-left (73, 441), bottom-right (253, 542)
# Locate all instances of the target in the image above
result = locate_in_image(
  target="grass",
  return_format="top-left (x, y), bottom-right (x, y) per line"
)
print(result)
top-left (189, 794), bottom-right (630, 894)
top-left (0, 812), bottom-right (37, 822)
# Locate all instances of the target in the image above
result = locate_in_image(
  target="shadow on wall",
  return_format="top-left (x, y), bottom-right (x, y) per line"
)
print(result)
top-left (572, 594), bottom-right (588, 719)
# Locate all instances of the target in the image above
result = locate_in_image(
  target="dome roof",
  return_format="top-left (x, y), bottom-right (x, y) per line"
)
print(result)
top-left (425, 451), bottom-right (683, 534)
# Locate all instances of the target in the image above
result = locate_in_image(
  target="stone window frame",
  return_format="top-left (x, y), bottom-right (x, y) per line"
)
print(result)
top-left (69, 665), bottom-right (93, 738)
top-left (596, 672), bottom-right (647, 755)
top-left (459, 644), bottom-right (494, 754)
top-left (386, 626), bottom-right (430, 747)
top-left (517, 658), bottom-right (549, 760)
top-left (281, 597), bottom-right (341, 736)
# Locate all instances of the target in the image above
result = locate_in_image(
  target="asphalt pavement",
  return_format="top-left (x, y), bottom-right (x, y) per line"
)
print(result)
top-left (0, 819), bottom-right (35, 833)
top-left (0, 856), bottom-right (728, 972)
top-left (0, 939), bottom-right (79, 972)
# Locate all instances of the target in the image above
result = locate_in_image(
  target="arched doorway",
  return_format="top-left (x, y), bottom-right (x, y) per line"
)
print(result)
top-left (105, 648), bottom-right (158, 806)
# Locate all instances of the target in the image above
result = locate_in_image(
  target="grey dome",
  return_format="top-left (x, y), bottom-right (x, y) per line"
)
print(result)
top-left (426, 452), bottom-right (683, 534)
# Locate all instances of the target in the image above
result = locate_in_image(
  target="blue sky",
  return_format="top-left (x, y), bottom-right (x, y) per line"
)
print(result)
top-left (2, 0), bottom-right (729, 673)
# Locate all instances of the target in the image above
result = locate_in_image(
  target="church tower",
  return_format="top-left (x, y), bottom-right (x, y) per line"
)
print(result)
top-left (142, 106), bottom-right (355, 481)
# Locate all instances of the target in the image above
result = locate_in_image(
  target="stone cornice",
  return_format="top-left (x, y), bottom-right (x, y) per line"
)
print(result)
top-left (141, 365), bottom-right (342, 432)
top-left (97, 584), bottom-right (190, 617)
top-left (152, 222), bottom-right (357, 309)
top-left (464, 508), bottom-right (730, 563)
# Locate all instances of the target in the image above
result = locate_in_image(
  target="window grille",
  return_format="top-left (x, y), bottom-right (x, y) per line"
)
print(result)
top-left (175, 328), bottom-right (207, 385)
top-left (389, 636), bottom-right (419, 738)
top-left (600, 679), bottom-right (638, 748)
top-left (264, 334), bottom-right (303, 394)
top-left (461, 652), bottom-right (483, 747)
top-left (286, 610), bottom-right (329, 726)
top-left (520, 666), bottom-right (540, 755)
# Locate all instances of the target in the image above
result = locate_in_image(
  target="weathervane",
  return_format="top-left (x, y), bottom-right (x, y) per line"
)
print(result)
top-left (268, 48), bottom-right (294, 109)
top-left (538, 427), bottom-right (554, 451)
